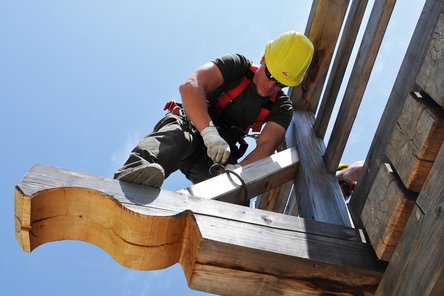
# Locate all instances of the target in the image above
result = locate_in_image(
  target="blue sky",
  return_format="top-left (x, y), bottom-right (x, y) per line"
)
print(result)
top-left (1, 1), bottom-right (424, 295)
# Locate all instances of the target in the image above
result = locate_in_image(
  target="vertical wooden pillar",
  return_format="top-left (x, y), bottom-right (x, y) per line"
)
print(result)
top-left (290, 0), bottom-right (349, 113)
top-left (315, 0), bottom-right (369, 139)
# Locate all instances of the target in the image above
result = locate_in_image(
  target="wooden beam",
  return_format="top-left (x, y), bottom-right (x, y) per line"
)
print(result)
top-left (286, 110), bottom-right (353, 227)
top-left (349, 0), bottom-right (444, 227)
top-left (361, 163), bottom-right (416, 261)
top-left (376, 142), bottom-right (444, 295)
top-left (15, 164), bottom-right (384, 295)
top-left (386, 92), bottom-right (444, 192)
top-left (290, 0), bottom-right (349, 113)
top-left (178, 147), bottom-right (299, 205)
top-left (415, 10), bottom-right (444, 109)
top-left (324, 0), bottom-right (397, 174)
top-left (314, 0), bottom-right (369, 139)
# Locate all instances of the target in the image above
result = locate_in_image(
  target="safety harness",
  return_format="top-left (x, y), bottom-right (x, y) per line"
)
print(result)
top-left (211, 63), bottom-right (278, 133)
top-left (163, 63), bottom-right (279, 160)
top-left (163, 63), bottom-right (278, 133)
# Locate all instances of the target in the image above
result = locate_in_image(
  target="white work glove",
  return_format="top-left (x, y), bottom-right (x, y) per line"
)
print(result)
top-left (200, 121), bottom-right (231, 164)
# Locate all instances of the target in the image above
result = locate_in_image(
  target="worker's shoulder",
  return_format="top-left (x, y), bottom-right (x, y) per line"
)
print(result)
top-left (212, 53), bottom-right (253, 68)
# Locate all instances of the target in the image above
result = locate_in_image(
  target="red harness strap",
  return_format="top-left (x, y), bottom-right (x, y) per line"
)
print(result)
top-left (251, 92), bottom-right (278, 132)
top-left (214, 71), bottom-right (253, 113)
top-left (213, 64), bottom-right (278, 133)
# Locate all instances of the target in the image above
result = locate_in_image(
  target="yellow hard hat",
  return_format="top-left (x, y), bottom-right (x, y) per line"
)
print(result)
top-left (337, 164), bottom-right (350, 171)
top-left (264, 31), bottom-right (314, 87)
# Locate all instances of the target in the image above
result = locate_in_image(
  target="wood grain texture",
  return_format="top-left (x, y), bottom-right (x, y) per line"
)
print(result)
top-left (377, 139), bottom-right (444, 295)
top-left (349, 0), bottom-right (444, 227)
top-left (255, 180), bottom-right (292, 213)
top-left (386, 92), bottom-right (444, 192)
top-left (361, 163), bottom-right (416, 261)
top-left (314, 0), bottom-right (369, 139)
top-left (15, 164), bottom-right (384, 295)
top-left (286, 110), bottom-right (352, 227)
top-left (324, 0), bottom-right (397, 174)
top-left (416, 11), bottom-right (444, 107)
top-left (290, 0), bottom-right (349, 113)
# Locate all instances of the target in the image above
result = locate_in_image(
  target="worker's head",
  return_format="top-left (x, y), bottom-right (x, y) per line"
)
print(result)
top-left (265, 31), bottom-right (314, 87)
top-left (254, 31), bottom-right (314, 97)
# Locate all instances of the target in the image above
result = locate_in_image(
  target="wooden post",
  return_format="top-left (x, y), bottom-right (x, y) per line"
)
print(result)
top-left (286, 110), bottom-right (353, 227)
top-left (324, 0), bottom-right (397, 174)
top-left (15, 164), bottom-right (385, 295)
top-left (290, 0), bottom-right (349, 113)
top-left (315, 0), bottom-right (369, 139)
top-left (386, 92), bottom-right (444, 192)
top-left (349, 0), bottom-right (443, 227)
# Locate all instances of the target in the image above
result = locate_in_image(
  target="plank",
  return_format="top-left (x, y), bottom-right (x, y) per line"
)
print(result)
top-left (289, 0), bottom-right (349, 113)
top-left (15, 164), bottom-right (384, 295)
top-left (349, 0), bottom-right (444, 226)
top-left (178, 147), bottom-right (299, 205)
top-left (361, 163), bottom-right (416, 261)
top-left (415, 11), bottom-right (444, 107)
top-left (315, 0), bottom-right (369, 139)
top-left (386, 92), bottom-right (444, 192)
top-left (286, 110), bottom-right (352, 227)
top-left (324, 0), bottom-right (397, 174)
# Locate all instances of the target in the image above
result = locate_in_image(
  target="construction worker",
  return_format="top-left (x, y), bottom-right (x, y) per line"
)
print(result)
top-left (114, 31), bottom-right (314, 188)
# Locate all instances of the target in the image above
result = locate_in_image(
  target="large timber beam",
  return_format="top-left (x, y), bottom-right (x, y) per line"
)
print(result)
top-left (286, 110), bottom-right (353, 227)
top-left (15, 164), bottom-right (384, 295)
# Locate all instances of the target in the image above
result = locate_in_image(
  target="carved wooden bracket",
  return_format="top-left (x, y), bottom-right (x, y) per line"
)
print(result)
top-left (15, 158), bottom-right (384, 295)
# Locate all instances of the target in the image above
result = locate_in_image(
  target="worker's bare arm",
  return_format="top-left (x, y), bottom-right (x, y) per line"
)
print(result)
top-left (180, 62), bottom-right (224, 132)
top-left (240, 122), bottom-right (286, 165)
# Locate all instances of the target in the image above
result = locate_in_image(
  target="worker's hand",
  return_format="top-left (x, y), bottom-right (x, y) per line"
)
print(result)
top-left (201, 121), bottom-right (230, 164)
top-left (336, 160), bottom-right (364, 184)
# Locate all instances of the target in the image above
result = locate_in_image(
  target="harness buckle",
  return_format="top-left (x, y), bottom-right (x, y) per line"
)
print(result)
top-left (163, 100), bottom-right (184, 116)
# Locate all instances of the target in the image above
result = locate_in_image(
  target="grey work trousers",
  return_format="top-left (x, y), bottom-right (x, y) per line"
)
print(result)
top-left (114, 113), bottom-right (219, 184)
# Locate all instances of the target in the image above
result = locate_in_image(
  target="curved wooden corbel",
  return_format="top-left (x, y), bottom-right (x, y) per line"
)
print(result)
top-left (15, 163), bottom-right (384, 295)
